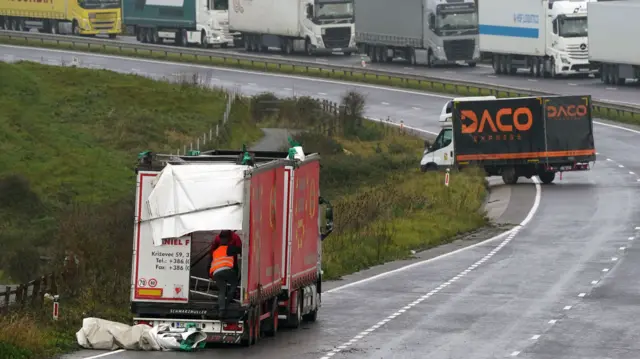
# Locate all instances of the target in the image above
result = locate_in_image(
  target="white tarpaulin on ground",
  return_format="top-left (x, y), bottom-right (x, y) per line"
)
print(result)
top-left (76, 317), bottom-right (207, 351)
top-left (145, 163), bottom-right (249, 246)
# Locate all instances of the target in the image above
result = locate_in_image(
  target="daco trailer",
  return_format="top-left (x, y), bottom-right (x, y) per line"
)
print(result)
top-left (354, 0), bottom-right (480, 66)
top-left (479, 0), bottom-right (598, 78)
top-left (130, 149), bottom-right (334, 345)
top-left (420, 95), bottom-right (596, 184)
top-left (587, 0), bottom-right (640, 85)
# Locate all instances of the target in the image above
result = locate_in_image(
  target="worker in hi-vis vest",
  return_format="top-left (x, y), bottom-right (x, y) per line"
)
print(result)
top-left (209, 230), bottom-right (242, 317)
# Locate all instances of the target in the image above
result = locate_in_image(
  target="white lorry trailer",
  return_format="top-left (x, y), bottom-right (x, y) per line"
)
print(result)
top-left (229, 0), bottom-right (357, 55)
top-left (588, 1), bottom-right (640, 85)
top-left (479, 0), bottom-right (598, 78)
top-left (123, 0), bottom-right (235, 48)
top-left (354, 0), bottom-right (479, 67)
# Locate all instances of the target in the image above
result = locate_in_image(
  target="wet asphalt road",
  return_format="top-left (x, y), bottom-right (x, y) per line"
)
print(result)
top-left (115, 35), bottom-right (640, 106)
top-left (3, 45), bottom-right (640, 359)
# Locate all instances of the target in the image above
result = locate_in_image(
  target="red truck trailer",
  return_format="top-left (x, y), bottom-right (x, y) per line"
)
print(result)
top-left (130, 149), bottom-right (333, 346)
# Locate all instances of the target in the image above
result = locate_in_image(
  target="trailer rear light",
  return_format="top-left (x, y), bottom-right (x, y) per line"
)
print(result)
top-left (223, 322), bottom-right (243, 332)
top-left (134, 320), bottom-right (152, 327)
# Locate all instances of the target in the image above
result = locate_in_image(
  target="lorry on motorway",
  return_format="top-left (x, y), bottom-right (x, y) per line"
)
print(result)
top-left (228, 0), bottom-right (358, 55)
top-left (0, 0), bottom-right (121, 37)
top-left (479, 0), bottom-right (599, 78)
top-left (587, 1), bottom-right (640, 85)
top-left (122, 0), bottom-right (235, 47)
top-left (354, 0), bottom-right (480, 67)
top-left (130, 148), bottom-right (334, 345)
top-left (420, 95), bottom-right (596, 185)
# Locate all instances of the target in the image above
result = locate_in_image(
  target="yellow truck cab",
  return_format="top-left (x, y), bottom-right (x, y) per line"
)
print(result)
top-left (0, 0), bottom-right (121, 37)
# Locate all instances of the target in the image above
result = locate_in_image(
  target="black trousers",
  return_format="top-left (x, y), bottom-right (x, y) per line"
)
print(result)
top-left (213, 268), bottom-right (238, 312)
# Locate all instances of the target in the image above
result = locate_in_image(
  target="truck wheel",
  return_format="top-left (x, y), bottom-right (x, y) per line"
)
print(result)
top-left (501, 167), bottom-right (518, 185)
top-left (72, 20), bottom-right (79, 36)
top-left (302, 293), bottom-right (319, 322)
top-left (428, 50), bottom-right (435, 68)
top-left (305, 38), bottom-right (313, 56)
top-left (200, 30), bottom-right (207, 48)
top-left (492, 55), bottom-right (502, 74)
top-left (240, 307), bottom-right (255, 346)
top-left (468, 62), bottom-right (476, 68)
top-left (263, 299), bottom-right (278, 337)
top-left (244, 35), bottom-right (252, 52)
top-left (286, 293), bottom-right (302, 328)
top-left (538, 171), bottom-right (555, 184)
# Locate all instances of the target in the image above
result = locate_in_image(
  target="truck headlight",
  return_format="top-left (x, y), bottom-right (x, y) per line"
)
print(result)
top-left (561, 57), bottom-right (570, 64)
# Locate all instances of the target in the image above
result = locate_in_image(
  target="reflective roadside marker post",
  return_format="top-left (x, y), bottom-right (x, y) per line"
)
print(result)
top-left (445, 168), bottom-right (450, 187)
top-left (53, 295), bottom-right (59, 320)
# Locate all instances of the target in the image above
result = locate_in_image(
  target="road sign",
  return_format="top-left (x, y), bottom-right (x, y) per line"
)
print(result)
top-left (148, 278), bottom-right (157, 288)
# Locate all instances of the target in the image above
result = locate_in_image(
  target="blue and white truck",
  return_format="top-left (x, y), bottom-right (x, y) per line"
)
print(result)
top-left (479, 0), bottom-right (599, 78)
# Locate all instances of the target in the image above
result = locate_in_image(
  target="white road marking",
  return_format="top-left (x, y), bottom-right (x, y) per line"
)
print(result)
top-left (319, 179), bottom-right (542, 358)
top-left (83, 350), bottom-right (126, 359)
top-left (618, 164), bottom-right (624, 168)
top-left (527, 79), bottom-right (537, 82)
top-left (630, 171), bottom-right (635, 175)
top-left (412, 106), bottom-right (420, 110)
top-left (531, 335), bottom-right (540, 340)
top-left (629, 236), bottom-right (635, 240)
top-left (591, 280), bottom-right (598, 285)
top-left (548, 319), bottom-right (557, 324)
top-left (563, 305), bottom-right (572, 310)
top-left (612, 257), bottom-right (618, 261)
top-left (284, 87), bottom-right (292, 91)
top-left (511, 351), bottom-right (520, 356)
top-left (381, 102), bottom-right (389, 105)
top-left (602, 268), bottom-right (609, 272)
top-left (488, 75), bottom-right (497, 78)
top-left (606, 158), bottom-right (612, 161)
top-left (605, 87), bottom-right (617, 90)
top-left (318, 92), bottom-right (327, 95)
top-left (568, 83), bottom-right (577, 86)
top-left (578, 293), bottom-right (586, 297)
top-left (620, 247), bottom-right (626, 250)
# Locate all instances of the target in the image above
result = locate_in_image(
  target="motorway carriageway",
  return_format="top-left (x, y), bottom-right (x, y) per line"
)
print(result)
top-left (3, 45), bottom-right (640, 359)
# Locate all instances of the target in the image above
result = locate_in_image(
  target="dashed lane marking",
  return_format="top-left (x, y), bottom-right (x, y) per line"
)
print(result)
top-left (318, 178), bottom-right (542, 358)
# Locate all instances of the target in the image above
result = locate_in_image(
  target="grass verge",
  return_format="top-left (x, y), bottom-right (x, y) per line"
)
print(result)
top-left (0, 66), bottom-right (487, 358)
top-left (0, 36), bottom-right (638, 125)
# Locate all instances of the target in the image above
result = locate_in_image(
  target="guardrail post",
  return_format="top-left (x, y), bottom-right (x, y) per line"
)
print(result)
top-left (31, 278), bottom-right (41, 306)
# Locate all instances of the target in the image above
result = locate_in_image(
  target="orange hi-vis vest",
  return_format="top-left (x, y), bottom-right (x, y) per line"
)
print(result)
top-left (209, 245), bottom-right (234, 276)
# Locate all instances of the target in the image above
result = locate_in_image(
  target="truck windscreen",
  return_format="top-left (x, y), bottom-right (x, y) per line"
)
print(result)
top-left (78, 0), bottom-right (119, 9)
top-left (436, 5), bottom-right (478, 32)
top-left (316, 1), bottom-right (354, 19)
top-left (558, 16), bottom-right (587, 38)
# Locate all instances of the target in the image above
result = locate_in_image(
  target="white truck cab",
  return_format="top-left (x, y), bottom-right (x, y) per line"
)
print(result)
top-left (421, 96), bottom-right (497, 172)
top-left (545, 0), bottom-right (592, 76)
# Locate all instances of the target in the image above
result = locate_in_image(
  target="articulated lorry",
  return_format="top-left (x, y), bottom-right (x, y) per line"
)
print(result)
top-left (420, 95), bottom-right (596, 185)
top-left (0, 0), bottom-right (121, 36)
top-left (229, 0), bottom-right (357, 55)
top-left (587, 1), bottom-right (640, 85)
top-left (354, 0), bottom-right (479, 66)
top-left (479, 0), bottom-right (599, 78)
top-left (131, 148), bottom-right (334, 345)
top-left (122, 0), bottom-right (235, 47)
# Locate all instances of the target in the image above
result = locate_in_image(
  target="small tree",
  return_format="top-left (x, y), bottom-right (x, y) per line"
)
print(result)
top-left (340, 90), bottom-right (366, 137)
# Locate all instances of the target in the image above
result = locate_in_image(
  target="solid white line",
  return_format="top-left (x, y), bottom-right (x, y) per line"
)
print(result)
top-left (548, 319), bottom-right (557, 324)
top-left (591, 280), bottom-right (598, 285)
top-left (563, 305), bottom-right (572, 310)
top-left (578, 293), bottom-right (586, 297)
top-left (325, 176), bottom-right (541, 294)
top-left (83, 349), bottom-right (126, 359)
top-left (531, 334), bottom-right (540, 340)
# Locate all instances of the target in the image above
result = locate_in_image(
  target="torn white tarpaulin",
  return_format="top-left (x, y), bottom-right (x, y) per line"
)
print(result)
top-left (76, 317), bottom-right (207, 351)
top-left (145, 163), bottom-right (249, 246)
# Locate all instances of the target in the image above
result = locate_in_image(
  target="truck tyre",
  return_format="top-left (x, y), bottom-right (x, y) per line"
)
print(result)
top-left (534, 58), bottom-right (542, 77)
top-left (262, 299), bottom-right (278, 337)
top-left (200, 30), bottom-right (207, 48)
top-left (305, 38), bottom-right (313, 56)
top-left (240, 306), bottom-right (255, 346)
top-left (539, 171), bottom-right (555, 184)
top-left (244, 35), bottom-right (252, 52)
top-left (49, 20), bottom-right (58, 34)
top-left (302, 293), bottom-right (319, 322)
top-left (501, 167), bottom-right (518, 185)
top-left (286, 293), bottom-right (302, 328)
top-left (72, 20), bottom-right (80, 36)
top-left (492, 55), bottom-right (502, 74)
top-left (428, 50), bottom-right (435, 68)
